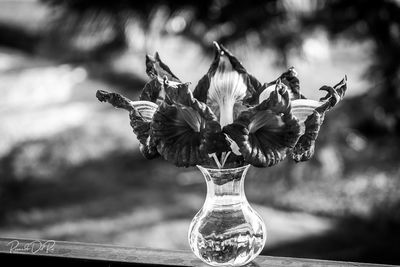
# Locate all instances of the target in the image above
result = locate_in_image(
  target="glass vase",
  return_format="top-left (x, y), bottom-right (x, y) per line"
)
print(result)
top-left (188, 165), bottom-right (266, 266)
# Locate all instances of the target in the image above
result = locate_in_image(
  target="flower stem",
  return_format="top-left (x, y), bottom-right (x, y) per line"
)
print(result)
top-left (210, 151), bottom-right (232, 169)
top-left (221, 151), bottom-right (231, 168)
top-left (211, 153), bottom-right (222, 169)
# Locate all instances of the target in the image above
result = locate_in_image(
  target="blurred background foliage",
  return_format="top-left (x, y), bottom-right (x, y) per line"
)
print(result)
top-left (0, 0), bottom-right (400, 265)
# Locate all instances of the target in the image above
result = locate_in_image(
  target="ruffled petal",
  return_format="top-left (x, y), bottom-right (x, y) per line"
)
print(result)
top-left (279, 67), bottom-right (302, 99)
top-left (146, 52), bottom-right (180, 82)
top-left (289, 110), bottom-right (323, 162)
top-left (127, 101), bottom-right (159, 159)
top-left (140, 52), bottom-right (181, 104)
top-left (96, 90), bottom-right (158, 122)
top-left (316, 75), bottom-right (347, 113)
top-left (258, 83), bottom-right (284, 104)
top-left (151, 80), bottom-right (222, 167)
top-left (193, 42), bottom-right (263, 127)
top-left (258, 67), bottom-right (305, 103)
top-left (152, 103), bottom-right (208, 167)
top-left (96, 90), bottom-right (138, 111)
top-left (163, 79), bottom-right (217, 121)
top-left (223, 84), bottom-right (301, 167)
top-left (164, 78), bottom-right (231, 155)
top-left (162, 79), bottom-right (193, 107)
top-left (129, 108), bottom-right (159, 159)
top-left (244, 74), bottom-right (265, 105)
top-left (192, 75), bottom-right (210, 103)
top-left (139, 79), bottom-right (162, 103)
top-left (96, 90), bottom-right (159, 159)
top-left (289, 76), bottom-right (347, 162)
top-left (291, 99), bottom-right (322, 134)
top-left (291, 76), bottom-right (347, 133)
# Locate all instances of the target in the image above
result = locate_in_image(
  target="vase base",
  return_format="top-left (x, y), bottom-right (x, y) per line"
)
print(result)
top-left (191, 232), bottom-right (264, 266)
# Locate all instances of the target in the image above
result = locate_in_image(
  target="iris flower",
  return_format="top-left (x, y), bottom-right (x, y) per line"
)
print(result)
top-left (96, 42), bottom-right (347, 168)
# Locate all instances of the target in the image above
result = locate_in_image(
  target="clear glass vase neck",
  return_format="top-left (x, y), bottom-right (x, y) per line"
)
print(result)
top-left (197, 165), bottom-right (250, 205)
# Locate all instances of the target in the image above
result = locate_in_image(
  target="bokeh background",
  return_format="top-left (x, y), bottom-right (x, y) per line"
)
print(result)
top-left (1, 0), bottom-right (400, 265)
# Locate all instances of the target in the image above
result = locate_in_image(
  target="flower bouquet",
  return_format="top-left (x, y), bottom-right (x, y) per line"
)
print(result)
top-left (96, 42), bottom-right (347, 266)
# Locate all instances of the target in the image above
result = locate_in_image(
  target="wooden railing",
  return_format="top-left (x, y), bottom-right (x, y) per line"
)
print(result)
top-left (0, 237), bottom-right (397, 267)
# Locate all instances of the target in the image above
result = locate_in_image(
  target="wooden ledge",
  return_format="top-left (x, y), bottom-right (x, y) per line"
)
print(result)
top-left (0, 237), bottom-right (397, 267)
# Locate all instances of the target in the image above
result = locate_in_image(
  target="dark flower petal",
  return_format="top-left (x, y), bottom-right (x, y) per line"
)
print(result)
top-left (163, 78), bottom-right (217, 121)
top-left (96, 90), bottom-right (158, 122)
top-left (96, 90), bottom-right (136, 111)
top-left (289, 111), bottom-right (323, 162)
top-left (258, 67), bottom-right (305, 103)
top-left (96, 89), bottom-right (160, 159)
top-left (128, 101), bottom-right (160, 159)
top-left (219, 43), bottom-right (247, 73)
top-left (164, 79), bottom-right (232, 155)
top-left (139, 143), bottom-right (159, 159)
top-left (151, 80), bottom-right (221, 167)
top-left (152, 103), bottom-right (208, 167)
top-left (291, 99), bottom-right (322, 134)
top-left (279, 67), bottom-right (303, 99)
top-left (203, 121), bottom-right (230, 154)
top-left (141, 52), bottom-right (181, 104)
top-left (217, 44), bottom-right (264, 100)
top-left (243, 74), bottom-right (265, 105)
top-left (192, 75), bottom-right (209, 103)
top-left (317, 75), bottom-right (347, 113)
top-left (163, 79), bottom-right (193, 106)
top-left (192, 42), bottom-right (221, 103)
top-left (139, 79), bottom-right (162, 103)
top-left (192, 42), bottom-right (263, 126)
top-left (146, 52), bottom-right (180, 82)
top-left (224, 85), bottom-right (301, 167)
top-left (129, 111), bottom-right (159, 159)
top-left (289, 76), bottom-right (347, 162)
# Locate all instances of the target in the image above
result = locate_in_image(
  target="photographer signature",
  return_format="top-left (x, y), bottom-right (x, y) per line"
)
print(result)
top-left (7, 239), bottom-right (56, 254)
